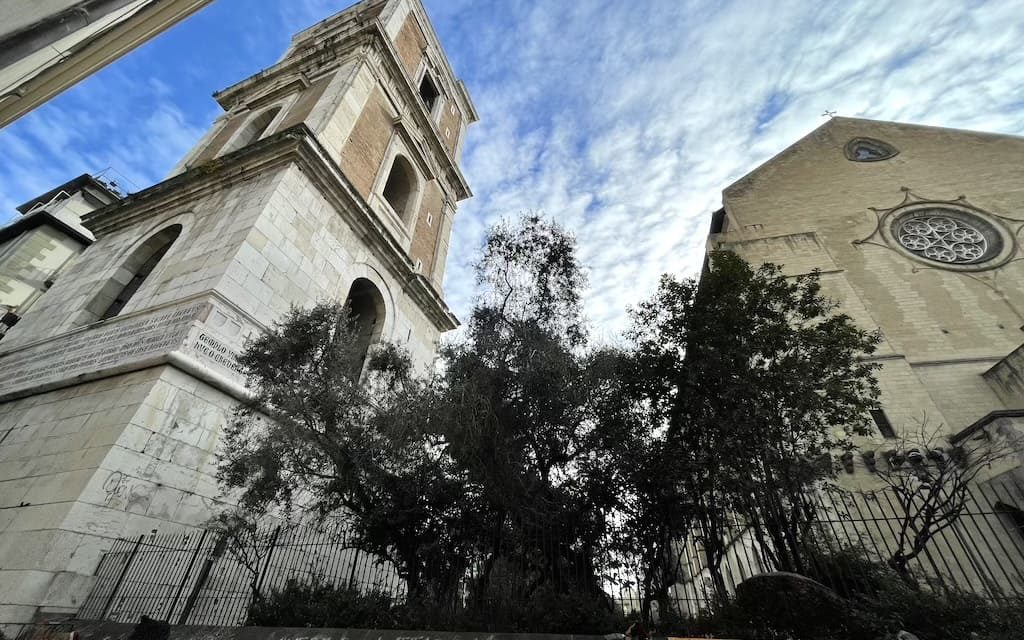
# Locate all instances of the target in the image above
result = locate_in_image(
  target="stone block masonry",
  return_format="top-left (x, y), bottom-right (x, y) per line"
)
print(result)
top-left (0, 0), bottom-right (477, 631)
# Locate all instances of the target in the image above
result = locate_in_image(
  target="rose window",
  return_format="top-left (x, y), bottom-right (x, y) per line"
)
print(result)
top-left (895, 214), bottom-right (989, 264)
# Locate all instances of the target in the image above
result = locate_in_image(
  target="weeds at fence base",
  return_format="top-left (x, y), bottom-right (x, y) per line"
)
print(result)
top-left (248, 580), bottom-right (402, 630)
top-left (249, 565), bottom-right (1023, 640)
top-left (247, 579), bottom-right (626, 635)
top-left (662, 556), bottom-right (1024, 640)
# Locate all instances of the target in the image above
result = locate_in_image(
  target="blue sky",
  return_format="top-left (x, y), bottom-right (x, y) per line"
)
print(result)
top-left (2, 0), bottom-right (1024, 337)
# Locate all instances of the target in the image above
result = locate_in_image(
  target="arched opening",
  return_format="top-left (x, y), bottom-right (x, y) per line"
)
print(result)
top-left (344, 278), bottom-right (386, 373)
top-left (381, 155), bottom-right (417, 221)
top-left (223, 107), bottom-right (280, 154)
top-left (87, 225), bottom-right (182, 321)
top-left (418, 74), bottom-right (440, 112)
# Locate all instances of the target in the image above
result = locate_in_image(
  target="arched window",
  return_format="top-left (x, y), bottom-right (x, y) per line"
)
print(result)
top-left (344, 278), bottom-right (386, 373)
top-left (223, 107), bottom-right (280, 154)
top-left (87, 225), bottom-right (182, 321)
top-left (381, 155), bottom-right (418, 222)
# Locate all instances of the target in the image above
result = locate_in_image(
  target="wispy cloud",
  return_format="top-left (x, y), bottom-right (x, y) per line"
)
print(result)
top-left (436, 0), bottom-right (1024, 338)
top-left (1, 0), bottom-right (1022, 340)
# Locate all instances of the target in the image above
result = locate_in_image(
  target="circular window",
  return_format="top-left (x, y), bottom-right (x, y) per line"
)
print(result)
top-left (890, 207), bottom-right (1005, 267)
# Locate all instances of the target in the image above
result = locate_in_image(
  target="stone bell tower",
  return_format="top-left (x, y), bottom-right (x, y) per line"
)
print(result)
top-left (0, 0), bottom-right (476, 630)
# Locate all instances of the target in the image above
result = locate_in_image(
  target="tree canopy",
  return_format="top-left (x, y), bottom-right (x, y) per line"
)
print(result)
top-left (629, 251), bottom-right (882, 582)
top-left (216, 221), bottom-right (884, 621)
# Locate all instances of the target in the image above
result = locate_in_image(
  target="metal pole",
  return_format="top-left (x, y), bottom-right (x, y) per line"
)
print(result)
top-left (165, 530), bottom-right (207, 621)
top-left (254, 525), bottom-right (282, 595)
top-left (100, 535), bottom-right (144, 619)
top-left (177, 534), bottom-right (224, 625)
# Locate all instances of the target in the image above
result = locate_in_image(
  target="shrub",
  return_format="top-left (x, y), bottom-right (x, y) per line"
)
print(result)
top-left (866, 583), bottom-right (1024, 640)
top-left (248, 578), bottom-right (624, 634)
top-left (248, 579), bottom-right (400, 629)
top-left (669, 549), bottom-right (1024, 640)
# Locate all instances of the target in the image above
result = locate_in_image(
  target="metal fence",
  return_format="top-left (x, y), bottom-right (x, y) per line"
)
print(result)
top-left (667, 475), bottom-right (1024, 617)
top-left (78, 521), bottom-right (404, 626)
top-left (77, 477), bottom-right (1024, 626)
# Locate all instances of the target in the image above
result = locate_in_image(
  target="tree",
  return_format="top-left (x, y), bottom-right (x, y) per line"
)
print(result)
top-left (628, 251), bottom-right (882, 589)
top-left (206, 509), bottom-right (278, 603)
top-left (216, 302), bottom-right (476, 603)
top-left (216, 215), bottom-right (646, 620)
top-left (871, 419), bottom-right (1023, 581)
top-left (433, 215), bottom-right (641, 608)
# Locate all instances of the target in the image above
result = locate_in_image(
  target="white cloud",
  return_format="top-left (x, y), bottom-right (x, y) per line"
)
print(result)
top-left (1, 0), bottom-right (1022, 342)
top-left (440, 0), bottom-right (1024, 338)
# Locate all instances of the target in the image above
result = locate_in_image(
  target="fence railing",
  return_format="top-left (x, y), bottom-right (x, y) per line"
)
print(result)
top-left (667, 475), bottom-right (1024, 617)
top-left (78, 521), bottom-right (404, 626)
top-left (77, 477), bottom-right (1024, 626)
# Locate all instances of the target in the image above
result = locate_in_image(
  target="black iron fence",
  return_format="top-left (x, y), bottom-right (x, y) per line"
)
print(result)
top-left (78, 477), bottom-right (1024, 626)
top-left (668, 476), bottom-right (1024, 617)
top-left (78, 521), bottom-right (405, 626)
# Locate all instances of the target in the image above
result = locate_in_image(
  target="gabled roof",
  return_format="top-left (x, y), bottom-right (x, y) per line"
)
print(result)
top-left (724, 116), bottom-right (1024, 197)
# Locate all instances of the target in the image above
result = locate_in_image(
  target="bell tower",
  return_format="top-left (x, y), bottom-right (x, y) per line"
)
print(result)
top-left (0, 0), bottom-right (475, 631)
top-left (175, 0), bottom-right (476, 297)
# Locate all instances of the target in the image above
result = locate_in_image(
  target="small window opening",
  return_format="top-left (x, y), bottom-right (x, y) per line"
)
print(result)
top-left (709, 209), bottom-right (728, 234)
top-left (844, 137), bottom-right (898, 162)
top-left (95, 225), bottom-right (182, 321)
top-left (344, 278), bottom-right (385, 375)
top-left (382, 156), bottom-right (416, 220)
top-left (855, 146), bottom-right (882, 160)
top-left (870, 409), bottom-right (896, 439)
top-left (418, 74), bottom-right (439, 112)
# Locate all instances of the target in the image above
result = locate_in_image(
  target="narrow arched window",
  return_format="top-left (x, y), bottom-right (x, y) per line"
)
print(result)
top-left (223, 107), bottom-right (280, 154)
top-left (344, 278), bottom-right (386, 373)
top-left (89, 225), bottom-right (182, 321)
top-left (381, 155), bottom-right (417, 222)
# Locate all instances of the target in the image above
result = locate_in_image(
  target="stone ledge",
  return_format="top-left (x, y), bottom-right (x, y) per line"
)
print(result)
top-left (68, 621), bottom-right (611, 640)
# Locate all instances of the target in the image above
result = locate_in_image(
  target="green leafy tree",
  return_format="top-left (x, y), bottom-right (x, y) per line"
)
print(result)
top-left (216, 303), bottom-right (476, 602)
top-left (433, 215), bottom-right (639, 606)
top-left (629, 251), bottom-right (882, 591)
top-left (217, 215), bottom-right (645, 619)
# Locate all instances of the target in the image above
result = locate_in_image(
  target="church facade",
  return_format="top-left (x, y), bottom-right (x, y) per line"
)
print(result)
top-left (672, 117), bottom-right (1024, 610)
top-left (708, 117), bottom-right (1024, 479)
top-left (0, 0), bottom-right (475, 630)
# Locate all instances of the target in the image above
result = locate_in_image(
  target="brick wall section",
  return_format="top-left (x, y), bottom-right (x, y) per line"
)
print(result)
top-left (984, 345), bottom-right (1024, 408)
top-left (277, 75), bottom-right (333, 131)
top-left (410, 181), bottom-right (442, 277)
top-left (439, 99), bottom-right (462, 156)
top-left (338, 87), bottom-right (393, 200)
top-left (393, 14), bottom-right (425, 78)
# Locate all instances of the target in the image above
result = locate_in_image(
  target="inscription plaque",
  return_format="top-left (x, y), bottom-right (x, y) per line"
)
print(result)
top-left (190, 330), bottom-right (246, 377)
top-left (0, 302), bottom-right (206, 396)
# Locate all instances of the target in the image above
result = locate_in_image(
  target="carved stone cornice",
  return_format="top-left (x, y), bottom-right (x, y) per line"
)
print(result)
top-left (82, 124), bottom-right (459, 332)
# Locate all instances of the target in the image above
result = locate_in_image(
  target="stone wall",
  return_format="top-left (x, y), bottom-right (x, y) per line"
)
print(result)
top-left (68, 621), bottom-right (609, 640)
top-left (0, 226), bottom-right (86, 311)
top-left (0, 0), bottom-right (472, 630)
top-left (715, 118), bottom-right (1024, 452)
